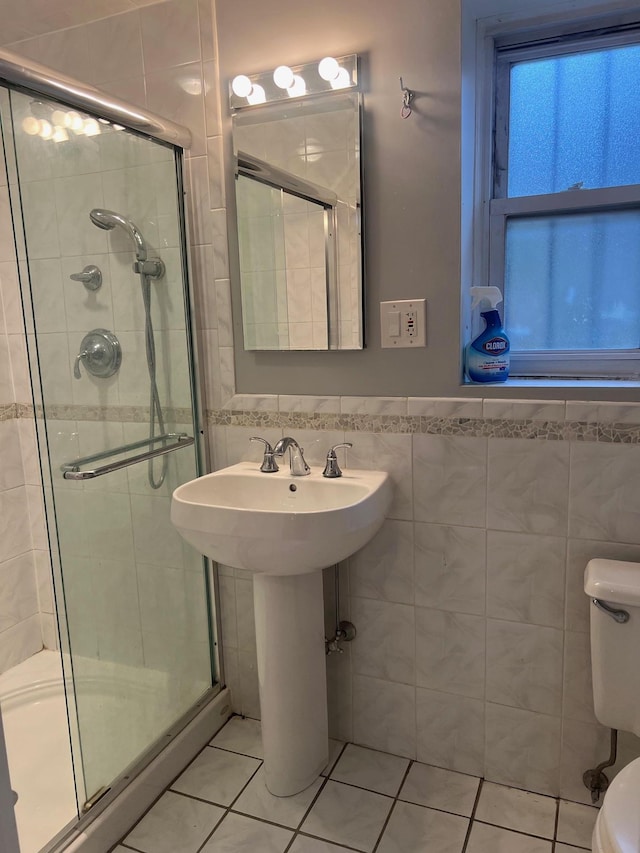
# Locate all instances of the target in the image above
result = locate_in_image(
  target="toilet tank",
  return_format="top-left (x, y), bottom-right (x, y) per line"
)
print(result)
top-left (585, 559), bottom-right (640, 736)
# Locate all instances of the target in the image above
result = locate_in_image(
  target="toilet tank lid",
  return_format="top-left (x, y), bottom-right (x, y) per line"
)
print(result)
top-left (585, 559), bottom-right (640, 606)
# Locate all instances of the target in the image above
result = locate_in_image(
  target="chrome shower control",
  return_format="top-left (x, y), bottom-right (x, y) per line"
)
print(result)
top-left (69, 265), bottom-right (102, 291)
top-left (74, 329), bottom-right (121, 380)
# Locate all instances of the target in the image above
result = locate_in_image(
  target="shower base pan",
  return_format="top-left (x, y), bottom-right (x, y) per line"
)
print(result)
top-left (0, 650), bottom-right (77, 853)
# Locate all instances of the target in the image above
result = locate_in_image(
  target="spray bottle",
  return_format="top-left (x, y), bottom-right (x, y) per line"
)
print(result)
top-left (465, 286), bottom-right (510, 383)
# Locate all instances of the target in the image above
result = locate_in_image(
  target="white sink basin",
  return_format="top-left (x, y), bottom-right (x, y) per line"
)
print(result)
top-left (171, 461), bottom-right (392, 575)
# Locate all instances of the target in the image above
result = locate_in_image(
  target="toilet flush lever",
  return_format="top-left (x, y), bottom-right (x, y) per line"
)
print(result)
top-left (592, 598), bottom-right (630, 624)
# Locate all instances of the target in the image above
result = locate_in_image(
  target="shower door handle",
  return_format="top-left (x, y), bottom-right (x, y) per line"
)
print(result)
top-left (61, 434), bottom-right (194, 480)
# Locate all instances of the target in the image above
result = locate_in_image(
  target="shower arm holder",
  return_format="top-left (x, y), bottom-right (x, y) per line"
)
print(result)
top-left (133, 258), bottom-right (165, 278)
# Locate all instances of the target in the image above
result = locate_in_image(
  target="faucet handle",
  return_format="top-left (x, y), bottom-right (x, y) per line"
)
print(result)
top-left (250, 436), bottom-right (279, 473)
top-left (322, 442), bottom-right (353, 478)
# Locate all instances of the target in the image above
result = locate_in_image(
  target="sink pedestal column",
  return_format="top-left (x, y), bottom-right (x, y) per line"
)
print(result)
top-left (253, 571), bottom-right (328, 797)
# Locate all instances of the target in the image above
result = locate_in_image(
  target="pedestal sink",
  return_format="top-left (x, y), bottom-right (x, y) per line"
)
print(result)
top-left (171, 461), bottom-right (392, 796)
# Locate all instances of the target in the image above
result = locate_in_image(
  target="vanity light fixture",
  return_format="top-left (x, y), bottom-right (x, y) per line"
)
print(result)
top-left (229, 54), bottom-right (357, 110)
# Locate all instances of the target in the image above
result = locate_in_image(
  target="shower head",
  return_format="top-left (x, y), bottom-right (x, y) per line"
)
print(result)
top-left (89, 208), bottom-right (149, 262)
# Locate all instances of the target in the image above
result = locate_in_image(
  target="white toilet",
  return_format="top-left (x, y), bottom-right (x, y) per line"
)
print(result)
top-left (585, 558), bottom-right (640, 853)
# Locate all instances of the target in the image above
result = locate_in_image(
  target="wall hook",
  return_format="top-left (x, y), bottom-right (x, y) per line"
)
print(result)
top-left (400, 76), bottom-right (414, 119)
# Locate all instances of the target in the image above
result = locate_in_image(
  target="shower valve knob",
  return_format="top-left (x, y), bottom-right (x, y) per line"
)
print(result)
top-left (73, 329), bottom-right (122, 380)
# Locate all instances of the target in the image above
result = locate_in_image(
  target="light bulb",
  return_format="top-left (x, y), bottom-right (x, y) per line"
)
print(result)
top-left (273, 65), bottom-right (294, 89)
top-left (51, 109), bottom-right (67, 126)
top-left (38, 120), bottom-right (53, 139)
top-left (22, 116), bottom-right (40, 136)
top-left (330, 67), bottom-right (352, 90)
top-left (247, 84), bottom-right (266, 105)
top-left (66, 111), bottom-right (85, 132)
top-left (318, 56), bottom-right (340, 81)
top-left (287, 75), bottom-right (307, 98)
top-left (232, 75), bottom-right (253, 98)
top-left (52, 126), bottom-right (69, 143)
top-left (83, 118), bottom-right (101, 136)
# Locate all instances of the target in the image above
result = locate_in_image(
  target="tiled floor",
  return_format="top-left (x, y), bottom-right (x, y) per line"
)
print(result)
top-left (112, 716), bottom-right (598, 853)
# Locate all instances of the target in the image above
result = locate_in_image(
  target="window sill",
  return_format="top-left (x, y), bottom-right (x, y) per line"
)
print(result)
top-left (463, 377), bottom-right (640, 389)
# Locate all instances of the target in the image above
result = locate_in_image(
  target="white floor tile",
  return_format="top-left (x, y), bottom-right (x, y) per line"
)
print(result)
top-left (399, 762), bottom-right (480, 817)
top-left (555, 845), bottom-right (589, 852)
top-left (466, 822), bottom-right (552, 853)
top-left (233, 767), bottom-right (323, 828)
top-left (475, 781), bottom-right (556, 839)
top-left (301, 780), bottom-right (393, 852)
top-left (171, 747), bottom-right (260, 806)
top-left (124, 791), bottom-right (225, 853)
top-left (557, 800), bottom-right (598, 849)
top-left (200, 812), bottom-right (293, 852)
top-left (210, 716), bottom-right (263, 758)
top-left (376, 800), bottom-right (468, 853)
top-left (289, 836), bottom-right (356, 852)
top-left (321, 739), bottom-right (345, 776)
top-left (330, 744), bottom-right (410, 796)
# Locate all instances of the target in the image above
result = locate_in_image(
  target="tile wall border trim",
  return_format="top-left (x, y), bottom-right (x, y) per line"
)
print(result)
top-left (207, 398), bottom-right (640, 444)
top-left (6, 398), bottom-right (640, 442)
top-left (0, 403), bottom-right (193, 424)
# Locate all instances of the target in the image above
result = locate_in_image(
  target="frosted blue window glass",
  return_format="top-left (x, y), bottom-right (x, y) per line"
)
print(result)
top-left (508, 44), bottom-right (640, 197)
top-left (505, 210), bottom-right (640, 350)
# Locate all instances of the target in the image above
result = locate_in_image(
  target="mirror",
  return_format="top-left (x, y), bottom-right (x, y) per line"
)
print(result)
top-left (231, 65), bottom-right (363, 351)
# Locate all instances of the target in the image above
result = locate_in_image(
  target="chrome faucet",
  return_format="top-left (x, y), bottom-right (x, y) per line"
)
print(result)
top-left (273, 436), bottom-right (310, 476)
top-left (250, 437), bottom-right (279, 472)
top-left (322, 442), bottom-right (353, 478)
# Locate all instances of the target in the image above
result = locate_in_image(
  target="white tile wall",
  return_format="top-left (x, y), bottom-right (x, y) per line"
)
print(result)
top-left (0, 193), bottom-right (46, 668)
top-left (221, 400), bottom-right (640, 800)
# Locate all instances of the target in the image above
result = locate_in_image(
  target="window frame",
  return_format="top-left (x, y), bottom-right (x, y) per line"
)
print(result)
top-left (478, 21), bottom-right (640, 380)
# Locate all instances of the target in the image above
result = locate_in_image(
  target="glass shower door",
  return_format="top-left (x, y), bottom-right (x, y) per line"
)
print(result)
top-left (6, 89), bottom-right (215, 806)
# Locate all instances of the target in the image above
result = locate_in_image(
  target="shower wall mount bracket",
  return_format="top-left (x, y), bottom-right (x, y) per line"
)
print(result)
top-left (74, 329), bottom-right (122, 380)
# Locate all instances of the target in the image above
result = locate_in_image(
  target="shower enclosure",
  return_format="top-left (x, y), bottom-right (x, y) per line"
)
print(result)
top-left (0, 54), bottom-right (219, 853)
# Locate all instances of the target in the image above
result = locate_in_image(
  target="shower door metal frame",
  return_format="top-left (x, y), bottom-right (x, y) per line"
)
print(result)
top-left (0, 50), bottom-right (225, 853)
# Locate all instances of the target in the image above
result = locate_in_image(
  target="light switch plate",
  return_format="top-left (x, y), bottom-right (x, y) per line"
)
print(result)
top-left (380, 299), bottom-right (426, 348)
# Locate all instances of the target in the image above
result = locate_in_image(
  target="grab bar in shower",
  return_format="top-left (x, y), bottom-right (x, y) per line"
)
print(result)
top-left (61, 433), bottom-right (194, 480)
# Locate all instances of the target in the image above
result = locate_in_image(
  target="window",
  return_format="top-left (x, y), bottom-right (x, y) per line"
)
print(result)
top-left (483, 23), bottom-right (640, 379)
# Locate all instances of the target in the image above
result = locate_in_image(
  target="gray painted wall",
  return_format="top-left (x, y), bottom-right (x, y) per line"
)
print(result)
top-left (217, 0), bottom-right (464, 398)
top-left (216, 0), bottom-right (640, 402)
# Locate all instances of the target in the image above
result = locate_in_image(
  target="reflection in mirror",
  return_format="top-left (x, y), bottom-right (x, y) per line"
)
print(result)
top-left (232, 72), bottom-right (363, 351)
